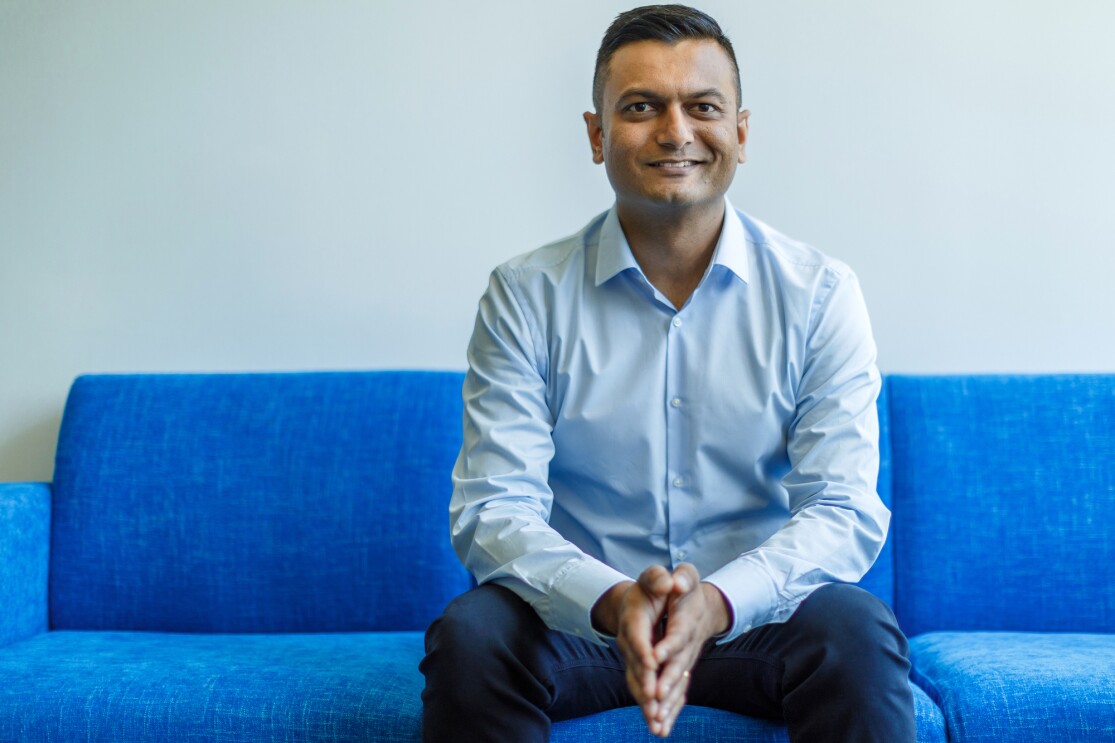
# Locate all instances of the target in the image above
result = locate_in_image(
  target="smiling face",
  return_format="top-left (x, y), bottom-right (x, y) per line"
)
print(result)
top-left (584, 39), bottom-right (749, 217)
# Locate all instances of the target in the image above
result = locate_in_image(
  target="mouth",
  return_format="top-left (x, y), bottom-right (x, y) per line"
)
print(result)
top-left (648, 160), bottom-right (702, 169)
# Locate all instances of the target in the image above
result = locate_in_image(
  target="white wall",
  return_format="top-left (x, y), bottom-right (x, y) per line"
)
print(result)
top-left (3, 1), bottom-right (1113, 481)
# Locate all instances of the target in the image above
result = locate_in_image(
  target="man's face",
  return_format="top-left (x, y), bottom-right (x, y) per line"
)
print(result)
top-left (584, 39), bottom-right (749, 214)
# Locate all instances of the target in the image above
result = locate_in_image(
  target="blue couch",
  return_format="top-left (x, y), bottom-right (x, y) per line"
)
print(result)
top-left (1, 371), bottom-right (1112, 742)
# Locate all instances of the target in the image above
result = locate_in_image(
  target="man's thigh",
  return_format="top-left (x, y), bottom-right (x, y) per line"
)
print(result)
top-left (423, 583), bottom-right (636, 721)
top-left (687, 583), bottom-right (910, 722)
top-left (427, 582), bottom-right (906, 727)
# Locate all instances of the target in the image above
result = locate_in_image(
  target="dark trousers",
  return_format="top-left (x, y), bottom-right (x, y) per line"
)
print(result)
top-left (420, 582), bottom-right (916, 742)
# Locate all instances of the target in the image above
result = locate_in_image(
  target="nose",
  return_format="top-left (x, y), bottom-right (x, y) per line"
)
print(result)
top-left (656, 104), bottom-right (693, 150)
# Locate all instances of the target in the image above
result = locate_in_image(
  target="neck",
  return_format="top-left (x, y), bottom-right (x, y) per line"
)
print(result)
top-left (616, 198), bottom-right (726, 309)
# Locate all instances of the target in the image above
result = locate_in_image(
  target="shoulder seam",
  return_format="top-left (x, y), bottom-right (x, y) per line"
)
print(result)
top-left (499, 233), bottom-right (585, 278)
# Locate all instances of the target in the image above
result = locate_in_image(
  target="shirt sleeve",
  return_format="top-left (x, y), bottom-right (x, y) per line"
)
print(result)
top-left (703, 265), bottom-right (889, 642)
top-left (450, 267), bottom-right (631, 644)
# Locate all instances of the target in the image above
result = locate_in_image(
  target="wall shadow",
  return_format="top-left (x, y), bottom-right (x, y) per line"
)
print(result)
top-left (0, 409), bottom-right (63, 483)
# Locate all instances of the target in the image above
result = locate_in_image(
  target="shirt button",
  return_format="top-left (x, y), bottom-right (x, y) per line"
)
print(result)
top-left (673, 477), bottom-right (683, 488)
top-left (672, 316), bottom-right (682, 328)
top-left (677, 550), bottom-right (688, 560)
top-left (670, 397), bottom-right (682, 408)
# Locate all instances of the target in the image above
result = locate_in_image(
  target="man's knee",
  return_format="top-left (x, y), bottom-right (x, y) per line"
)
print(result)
top-left (777, 585), bottom-right (916, 740)
top-left (797, 584), bottom-right (904, 641)
top-left (421, 584), bottom-right (558, 742)
top-left (789, 584), bottom-right (910, 682)
top-left (424, 583), bottom-right (539, 664)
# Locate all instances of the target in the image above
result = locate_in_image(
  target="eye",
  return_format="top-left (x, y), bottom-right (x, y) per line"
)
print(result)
top-left (692, 102), bottom-right (719, 114)
top-left (626, 102), bottom-right (653, 114)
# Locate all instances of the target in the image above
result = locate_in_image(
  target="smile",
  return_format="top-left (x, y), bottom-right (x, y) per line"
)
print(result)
top-left (649, 160), bottom-right (700, 168)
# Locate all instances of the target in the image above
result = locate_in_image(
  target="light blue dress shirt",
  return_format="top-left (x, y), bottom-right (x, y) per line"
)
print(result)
top-left (451, 199), bottom-right (888, 645)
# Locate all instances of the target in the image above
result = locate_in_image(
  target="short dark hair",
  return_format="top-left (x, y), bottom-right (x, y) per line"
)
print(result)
top-left (592, 5), bottom-right (741, 113)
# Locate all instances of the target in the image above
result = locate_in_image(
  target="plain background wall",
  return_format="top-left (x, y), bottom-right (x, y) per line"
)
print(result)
top-left (2, 0), bottom-right (1113, 482)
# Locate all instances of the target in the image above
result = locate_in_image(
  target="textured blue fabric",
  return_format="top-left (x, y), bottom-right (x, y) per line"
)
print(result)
top-left (0, 629), bottom-right (943, 743)
top-left (856, 382), bottom-right (894, 607)
top-left (910, 632), bottom-right (1115, 743)
top-left (50, 371), bottom-right (472, 633)
top-left (0, 482), bottom-right (50, 647)
top-left (0, 630), bottom-right (425, 742)
top-left (551, 681), bottom-right (946, 742)
top-left (888, 374), bottom-right (1115, 636)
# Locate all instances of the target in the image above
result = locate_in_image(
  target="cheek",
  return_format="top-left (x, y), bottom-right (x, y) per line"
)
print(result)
top-left (603, 138), bottom-right (641, 171)
top-left (704, 126), bottom-right (739, 152)
top-left (605, 130), bottom-right (638, 153)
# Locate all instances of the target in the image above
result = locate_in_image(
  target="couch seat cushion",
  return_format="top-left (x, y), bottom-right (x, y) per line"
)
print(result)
top-left (0, 630), bottom-right (943, 742)
top-left (910, 631), bottom-right (1115, 743)
top-left (0, 630), bottom-right (426, 742)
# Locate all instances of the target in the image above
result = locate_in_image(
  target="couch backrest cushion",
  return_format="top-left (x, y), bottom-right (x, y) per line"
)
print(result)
top-left (888, 374), bottom-right (1115, 636)
top-left (51, 371), bottom-right (471, 632)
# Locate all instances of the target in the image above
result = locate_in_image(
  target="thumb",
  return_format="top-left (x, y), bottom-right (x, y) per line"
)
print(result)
top-left (670, 562), bottom-right (700, 595)
top-left (638, 564), bottom-right (674, 599)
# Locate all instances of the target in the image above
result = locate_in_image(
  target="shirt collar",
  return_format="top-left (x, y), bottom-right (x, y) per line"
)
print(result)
top-left (594, 197), bottom-right (751, 287)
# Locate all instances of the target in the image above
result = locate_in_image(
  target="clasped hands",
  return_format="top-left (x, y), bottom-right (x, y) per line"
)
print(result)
top-left (591, 563), bottom-right (730, 738)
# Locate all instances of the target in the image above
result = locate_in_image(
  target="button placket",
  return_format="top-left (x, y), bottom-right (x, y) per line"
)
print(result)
top-left (664, 310), bottom-right (691, 569)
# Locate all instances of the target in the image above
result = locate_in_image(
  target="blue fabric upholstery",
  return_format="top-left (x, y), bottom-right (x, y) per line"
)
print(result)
top-left (887, 374), bottom-right (1115, 637)
top-left (0, 630), bottom-right (943, 743)
top-left (0, 482), bottom-right (50, 647)
top-left (909, 632), bottom-right (1115, 743)
top-left (51, 372), bottom-right (472, 633)
top-left (14, 370), bottom-right (1115, 741)
top-left (0, 630), bottom-right (426, 742)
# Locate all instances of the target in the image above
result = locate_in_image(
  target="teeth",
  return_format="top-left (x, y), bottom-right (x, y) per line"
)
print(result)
top-left (656, 161), bottom-right (695, 168)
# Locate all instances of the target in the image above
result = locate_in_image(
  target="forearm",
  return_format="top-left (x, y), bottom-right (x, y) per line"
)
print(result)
top-left (452, 466), bottom-right (631, 641)
top-left (704, 498), bottom-right (888, 640)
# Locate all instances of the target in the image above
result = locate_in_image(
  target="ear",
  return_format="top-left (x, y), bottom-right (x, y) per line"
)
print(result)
top-left (737, 108), bottom-right (750, 164)
top-left (584, 111), bottom-right (605, 164)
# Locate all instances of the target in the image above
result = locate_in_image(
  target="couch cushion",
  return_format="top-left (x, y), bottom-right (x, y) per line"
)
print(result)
top-left (909, 631), bottom-right (1115, 743)
top-left (51, 372), bottom-right (471, 633)
top-left (0, 630), bottom-right (944, 742)
top-left (0, 630), bottom-right (426, 742)
top-left (888, 375), bottom-right (1115, 636)
top-left (0, 482), bottom-right (50, 647)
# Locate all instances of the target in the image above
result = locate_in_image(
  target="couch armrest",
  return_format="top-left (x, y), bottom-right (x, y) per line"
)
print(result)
top-left (0, 482), bottom-right (51, 647)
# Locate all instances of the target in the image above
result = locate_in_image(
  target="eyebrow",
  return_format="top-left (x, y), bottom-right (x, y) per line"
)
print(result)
top-left (616, 88), bottom-right (730, 106)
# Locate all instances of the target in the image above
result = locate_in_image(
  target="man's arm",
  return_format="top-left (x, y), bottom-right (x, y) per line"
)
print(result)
top-left (451, 267), bottom-right (631, 643)
top-left (703, 264), bottom-right (888, 641)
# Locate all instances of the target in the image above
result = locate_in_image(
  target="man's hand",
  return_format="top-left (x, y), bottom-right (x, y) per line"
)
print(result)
top-left (592, 564), bottom-right (730, 738)
top-left (649, 564), bottom-right (730, 737)
top-left (592, 566), bottom-right (674, 726)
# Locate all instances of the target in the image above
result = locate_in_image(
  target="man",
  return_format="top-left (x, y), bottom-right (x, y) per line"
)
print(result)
top-left (421, 5), bottom-right (916, 742)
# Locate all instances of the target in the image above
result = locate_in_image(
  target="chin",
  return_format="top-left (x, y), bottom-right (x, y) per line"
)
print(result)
top-left (645, 191), bottom-right (719, 209)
